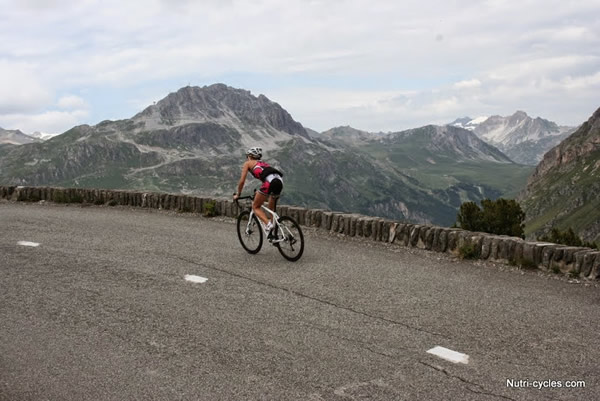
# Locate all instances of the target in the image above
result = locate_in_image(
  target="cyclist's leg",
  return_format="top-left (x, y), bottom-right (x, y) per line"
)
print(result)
top-left (267, 196), bottom-right (277, 223)
top-left (253, 191), bottom-right (269, 225)
top-left (267, 178), bottom-right (282, 225)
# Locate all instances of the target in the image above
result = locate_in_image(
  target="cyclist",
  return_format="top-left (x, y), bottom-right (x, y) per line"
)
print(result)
top-left (233, 146), bottom-right (283, 235)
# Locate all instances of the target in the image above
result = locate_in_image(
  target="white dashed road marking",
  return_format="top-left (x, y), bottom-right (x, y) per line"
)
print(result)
top-left (184, 275), bottom-right (208, 283)
top-left (427, 346), bottom-right (470, 364)
top-left (17, 241), bottom-right (40, 247)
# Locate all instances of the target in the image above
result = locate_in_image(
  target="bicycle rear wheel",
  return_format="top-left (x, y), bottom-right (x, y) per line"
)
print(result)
top-left (237, 210), bottom-right (263, 254)
top-left (275, 216), bottom-right (304, 261)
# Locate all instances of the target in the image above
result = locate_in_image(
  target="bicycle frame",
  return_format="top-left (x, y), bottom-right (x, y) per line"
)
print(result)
top-left (246, 204), bottom-right (287, 243)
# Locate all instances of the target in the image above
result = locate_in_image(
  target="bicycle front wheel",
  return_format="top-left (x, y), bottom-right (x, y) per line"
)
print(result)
top-left (237, 210), bottom-right (263, 254)
top-left (275, 216), bottom-right (304, 261)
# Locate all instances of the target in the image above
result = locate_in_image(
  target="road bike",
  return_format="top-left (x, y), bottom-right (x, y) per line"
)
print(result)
top-left (234, 192), bottom-right (304, 261)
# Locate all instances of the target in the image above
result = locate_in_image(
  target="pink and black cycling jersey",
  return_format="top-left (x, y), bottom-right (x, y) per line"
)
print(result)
top-left (251, 161), bottom-right (283, 182)
top-left (251, 161), bottom-right (284, 196)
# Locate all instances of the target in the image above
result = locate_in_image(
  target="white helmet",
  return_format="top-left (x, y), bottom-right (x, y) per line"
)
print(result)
top-left (246, 146), bottom-right (262, 159)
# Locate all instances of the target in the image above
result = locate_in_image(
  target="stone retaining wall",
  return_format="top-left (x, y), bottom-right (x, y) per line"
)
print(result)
top-left (2, 185), bottom-right (599, 280)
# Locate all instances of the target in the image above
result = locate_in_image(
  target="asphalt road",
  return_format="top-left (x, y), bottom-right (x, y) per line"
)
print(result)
top-left (1, 201), bottom-right (599, 401)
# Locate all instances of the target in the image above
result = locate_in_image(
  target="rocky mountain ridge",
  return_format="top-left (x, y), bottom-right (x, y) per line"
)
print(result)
top-left (383, 125), bottom-right (513, 164)
top-left (520, 106), bottom-right (600, 242)
top-left (0, 84), bottom-right (532, 226)
top-left (0, 127), bottom-right (39, 145)
top-left (449, 112), bottom-right (575, 165)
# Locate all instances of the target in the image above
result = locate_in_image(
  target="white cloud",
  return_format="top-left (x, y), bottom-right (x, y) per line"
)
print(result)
top-left (0, 109), bottom-right (89, 135)
top-left (57, 95), bottom-right (88, 110)
top-left (454, 79), bottom-right (482, 90)
top-left (561, 71), bottom-right (600, 90)
top-left (0, 0), bottom-right (598, 132)
top-left (0, 61), bottom-right (52, 114)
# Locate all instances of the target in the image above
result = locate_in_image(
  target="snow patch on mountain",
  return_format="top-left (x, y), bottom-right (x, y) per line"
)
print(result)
top-left (29, 131), bottom-right (61, 141)
top-left (449, 116), bottom-right (488, 131)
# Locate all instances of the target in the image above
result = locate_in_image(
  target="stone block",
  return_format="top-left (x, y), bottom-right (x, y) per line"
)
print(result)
top-left (582, 252), bottom-right (600, 277)
top-left (416, 226), bottom-right (429, 249)
top-left (227, 200), bottom-right (236, 217)
top-left (480, 236), bottom-right (493, 259)
top-left (470, 235), bottom-right (484, 256)
top-left (296, 208), bottom-right (307, 226)
top-left (541, 245), bottom-right (556, 269)
top-left (320, 212), bottom-right (333, 231)
top-left (563, 247), bottom-right (585, 266)
top-left (373, 220), bottom-right (384, 242)
top-left (151, 193), bottom-right (159, 208)
top-left (532, 243), bottom-right (553, 265)
top-left (381, 220), bottom-right (392, 243)
top-left (490, 237), bottom-right (504, 260)
top-left (497, 237), bottom-right (514, 261)
top-left (336, 213), bottom-right (348, 234)
top-left (310, 210), bottom-right (324, 227)
top-left (330, 213), bottom-right (341, 233)
top-left (13, 186), bottom-right (24, 201)
top-left (370, 219), bottom-right (379, 241)
top-left (456, 230), bottom-right (469, 250)
top-left (436, 229), bottom-right (449, 252)
top-left (160, 194), bottom-right (169, 209)
top-left (286, 207), bottom-right (302, 225)
top-left (430, 228), bottom-right (441, 251)
top-left (424, 227), bottom-right (435, 250)
top-left (390, 223), bottom-right (403, 244)
top-left (355, 217), bottom-right (365, 237)
top-left (351, 215), bottom-right (362, 237)
top-left (391, 223), bottom-right (405, 245)
top-left (277, 205), bottom-right (289, 217)
top-left (574, 251), bottom-right (589, 274)
top-left (588, 253), bottom-right (600, 279)
top-left (340, 214), bottom-right (352, 234)
top-left (446, 230), bottom-right (461, 253)
top-left (389, 222), bottom-right (399, 243)
top-left (510, 240), bottom-right (524, 264)
top-left (116, 190), bottom-right (125, 205)
top-left (147, 193), bottom-right (155, 209)
top-left (217, 199), bottom-right (227, 216)
top-left (37, 187), bottom-right (47, 201)
top-left (521, 242), bottom-right (537, 265)
top-left (304, 209), bottom-right (312, 225)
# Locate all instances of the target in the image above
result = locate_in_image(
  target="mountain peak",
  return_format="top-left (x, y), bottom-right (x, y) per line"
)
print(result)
top-left (471, 111), bottom-right (575, 165)
top-left (133, 84), bottom-right (309, 138)
top-left (449, 117), bottom-right (473, 125)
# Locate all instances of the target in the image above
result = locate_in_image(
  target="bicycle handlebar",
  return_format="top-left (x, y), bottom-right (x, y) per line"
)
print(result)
top-left (233, 190), bottom-right (255, 205)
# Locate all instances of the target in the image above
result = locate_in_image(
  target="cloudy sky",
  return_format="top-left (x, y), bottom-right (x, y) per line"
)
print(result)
top-left (1, 0), bottom-right (599, 135)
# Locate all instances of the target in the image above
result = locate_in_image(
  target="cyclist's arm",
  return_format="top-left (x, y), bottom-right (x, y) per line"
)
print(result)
top-left (235, 162), bottom-right (250, 197)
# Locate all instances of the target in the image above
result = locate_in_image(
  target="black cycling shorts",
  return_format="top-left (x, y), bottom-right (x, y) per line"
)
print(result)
top-left (259, 177), bottom-right (283, 197)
